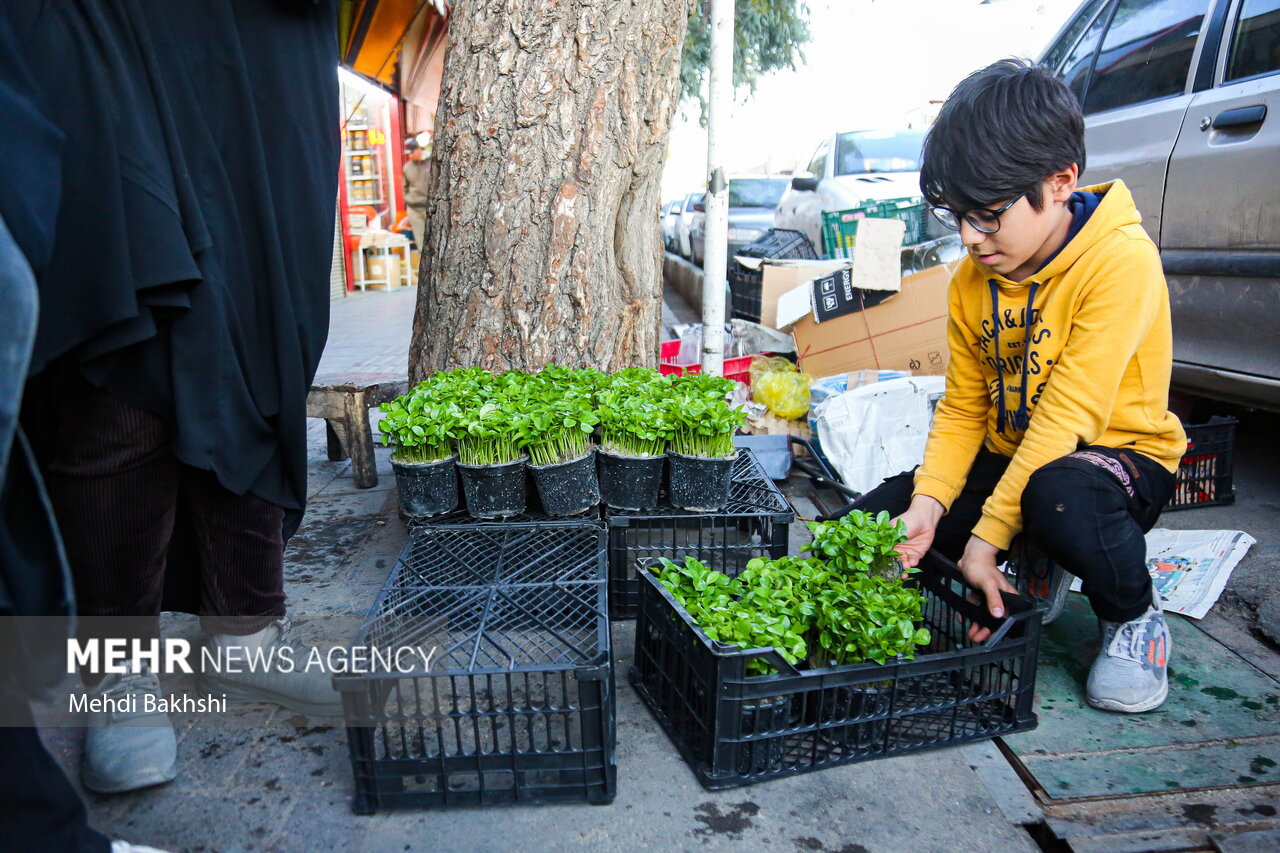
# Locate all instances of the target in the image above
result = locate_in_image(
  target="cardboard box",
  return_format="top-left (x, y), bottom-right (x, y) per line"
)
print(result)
top-left (788, 262), bottom-right (955, 379)
top-left (756, 259), bottom-right (850, 329)
top-left (365, 254), bottom-right (402, 290)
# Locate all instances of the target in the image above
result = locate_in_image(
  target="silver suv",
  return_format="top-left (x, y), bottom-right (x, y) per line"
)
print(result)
top-left (1041, 0), bottom-right (1279, 411)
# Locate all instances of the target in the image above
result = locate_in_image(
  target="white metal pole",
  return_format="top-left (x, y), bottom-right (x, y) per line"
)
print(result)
top-left (700, 0), bottom-right (734, 376)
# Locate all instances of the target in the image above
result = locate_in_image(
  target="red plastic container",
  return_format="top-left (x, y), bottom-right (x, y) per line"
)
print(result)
top-left (659, 340), bottom-right (763, 386)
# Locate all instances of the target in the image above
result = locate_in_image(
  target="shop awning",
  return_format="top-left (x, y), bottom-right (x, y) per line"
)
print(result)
top-left (339, 0), bottom-right (449, 89)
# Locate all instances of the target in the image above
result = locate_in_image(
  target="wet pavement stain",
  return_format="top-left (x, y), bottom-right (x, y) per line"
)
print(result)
top-left (1181, 803), bottom-right (1218, 826)
top-left (1201, 686), bottom-right (1241, 700)
top-left (1249, 755), bottom-right (1276, 775)
top-left (692, 800), bottom-right (761, 837)
top-left (1237, 804), bottom-right (1278, 817)
top-left (791, 841), bottom-right (867, 853)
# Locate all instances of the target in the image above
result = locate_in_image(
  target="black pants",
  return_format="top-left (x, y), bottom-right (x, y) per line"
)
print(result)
top-left (849, 446), bottom-right (1176, 623)
top-left (0, 695), bottom-right (110, 853)
top-left (43, 378), bottom-right (287, 640)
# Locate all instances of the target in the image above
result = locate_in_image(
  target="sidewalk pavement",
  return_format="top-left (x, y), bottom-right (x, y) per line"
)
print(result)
top-left (43, 284), bottom-right (1279, 853)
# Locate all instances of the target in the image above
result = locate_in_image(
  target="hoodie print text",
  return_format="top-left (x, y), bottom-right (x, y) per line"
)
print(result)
top-left (982, 281), bottom-right (1055, 435)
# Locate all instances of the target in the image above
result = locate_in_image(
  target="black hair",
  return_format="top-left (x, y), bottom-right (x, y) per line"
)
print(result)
top-left (920, 59), bottom-right (1085, 212)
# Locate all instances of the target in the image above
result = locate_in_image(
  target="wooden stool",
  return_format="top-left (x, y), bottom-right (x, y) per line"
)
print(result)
top-left (306, 374), bottom-right (408, 488)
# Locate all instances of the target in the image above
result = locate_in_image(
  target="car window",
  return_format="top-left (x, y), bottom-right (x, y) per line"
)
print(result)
top-left (1043, 0), bottom-right (1111, 70)
top-left (833, 130), bottom-right (925, 175)
top-left (1083, 0), bottom-right (1209, 115)
top-left (1225, 0), bottom-right (1280, 81)
top-left (728, 179), bottom-right (789, 208)
top-left (672, 201), bottom-right (683, 214)
top-left (1060, 1), bottom-right (1114, 105)
top-left (806, 141), bottom-right (828, 179)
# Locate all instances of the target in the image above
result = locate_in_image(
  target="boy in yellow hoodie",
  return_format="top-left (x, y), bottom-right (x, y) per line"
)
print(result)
top-left (847, 59), bottom-right (1186, 713)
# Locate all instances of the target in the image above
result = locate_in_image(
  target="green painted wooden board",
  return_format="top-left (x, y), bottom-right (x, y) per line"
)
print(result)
top-left (1001, 595), bottom-right (1280, 799)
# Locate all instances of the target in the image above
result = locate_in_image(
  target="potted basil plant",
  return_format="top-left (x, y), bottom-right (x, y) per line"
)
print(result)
top-left (456, 381), bottom-right (529, 518)
top-left (596, 369), bottom-right (672, 511)
top-left (516, 373), bottom-right (601, 516)
top-left (665, 374), bottom-right (746, 512)
top-left (379, 384), bottom-right (462, 518)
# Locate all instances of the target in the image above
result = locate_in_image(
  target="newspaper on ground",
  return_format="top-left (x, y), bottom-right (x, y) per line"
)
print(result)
top-left (1068, 528), bottom-right (1256, 619)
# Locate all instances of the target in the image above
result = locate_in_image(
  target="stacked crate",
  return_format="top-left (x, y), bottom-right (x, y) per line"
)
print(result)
top-left (336, 520), bottom-right (615, 812)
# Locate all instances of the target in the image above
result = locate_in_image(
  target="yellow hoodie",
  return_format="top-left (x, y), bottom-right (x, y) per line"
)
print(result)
top-left (913, 180), bottom-right (1186, 549)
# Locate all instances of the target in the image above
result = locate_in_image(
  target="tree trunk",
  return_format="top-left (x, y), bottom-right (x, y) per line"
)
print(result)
top-left (409, 0), bottom-right (689, 382)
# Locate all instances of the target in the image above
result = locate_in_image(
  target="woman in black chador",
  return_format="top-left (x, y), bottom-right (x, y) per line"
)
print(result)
top-left (6, 0), bottom-right (342, 794)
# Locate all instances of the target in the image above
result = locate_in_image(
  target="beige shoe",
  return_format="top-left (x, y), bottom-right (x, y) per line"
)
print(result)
top-left (201, 618), bottom-right (342, 717)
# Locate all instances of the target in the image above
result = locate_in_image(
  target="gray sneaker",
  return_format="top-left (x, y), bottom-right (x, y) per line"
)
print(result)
top-left (201, 618), bottom-right (343, 717)
top-left (82, 663), bottom-right (178, 794)
top-left (1086, 588), bottom-right (1172, 713)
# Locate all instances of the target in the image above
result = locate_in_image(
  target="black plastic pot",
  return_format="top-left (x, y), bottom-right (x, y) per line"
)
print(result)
top-left (735, 694), bottom-right (791, 776)
top-left (391, 455), bottom-right (459, 518)
top-left (667, 451), bottom-right (738, 512)
top-left (597, 449), bottom-right (664, 511)
top-left (457, 457), bottom-right (528, 519)
top-left (529, 450), bottom-right (600, 516)
top-left (813, 685), bottom-right (891, 751)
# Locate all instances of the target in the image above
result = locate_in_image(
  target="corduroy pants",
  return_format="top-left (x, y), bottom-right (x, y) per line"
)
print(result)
top-left (43, 378), bottom-right (287, 640)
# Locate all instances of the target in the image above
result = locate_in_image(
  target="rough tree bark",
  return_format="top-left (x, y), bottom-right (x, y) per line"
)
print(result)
top-left (408, 0), bottom-right (690, 382)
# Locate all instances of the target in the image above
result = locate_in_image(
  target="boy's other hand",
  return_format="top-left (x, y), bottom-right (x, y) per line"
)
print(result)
top-left (892, 495), bottom-right (946, 568)
top-left (958, 535), bottom-right (1017, 642)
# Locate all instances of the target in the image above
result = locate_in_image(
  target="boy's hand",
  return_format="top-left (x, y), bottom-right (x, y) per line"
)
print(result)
top-left (892, 495), bottom-right (946, 568)
top-left (957, 535), bottom-right (1017, 642)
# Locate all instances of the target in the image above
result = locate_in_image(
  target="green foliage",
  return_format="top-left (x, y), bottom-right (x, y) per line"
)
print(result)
top-left (456, 399), bottom-right (525, 466)
top-left (666, 383), bottom-right (746, 458)
top-left (655, 556), bottom-right (807, 675)
top-left (664, 371), bottom-right (745, 458)
top-left (381, 363), bottom-right (747, 466)
top-left (597, 369), bottom-right (674, 457)
top-left (680, 0), bottom-right (812, 122)
top-left (804, 510), bottom-right (909, 579)
top-left (652, 544), bottom-right (932, 677)
top-left (378, 367), bottom-right (484, 463)
top-left (811, 574), bottom-right (931, 667)
top-left (514, 367), bottom-right (601, 467)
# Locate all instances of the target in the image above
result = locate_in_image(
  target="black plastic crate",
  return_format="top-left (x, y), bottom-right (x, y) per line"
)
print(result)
top-left (336, 522), bottom-right (616, 812)
top-left (629, 550), bottom-right (1041, 790)
top-left (728, 228), bottom-right (818, 323)
top-left (1167, 417), bottom-right (1237, 510)
top-left (738, 228), bottom-right (818, 261)
top-left (605, 450), bottom-right (793, 620)
top-left (729, 262), bottom-right (765, 323)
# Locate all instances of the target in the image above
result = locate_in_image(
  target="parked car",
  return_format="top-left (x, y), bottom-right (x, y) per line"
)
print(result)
top-left (688, 176), bottom-right (791, 268)
top-left (774, 129), bottom-right (941, 255)
top-left (674, 191), bottom-right (704, 259)
top-left (1040, 0), bottom-right (1279, 411)
top-left (661, 199), bottom-right (684, 252)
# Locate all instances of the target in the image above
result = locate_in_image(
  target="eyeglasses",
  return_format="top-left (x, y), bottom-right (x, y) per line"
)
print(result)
top-left (929, 193), bottom-right (1024, 234)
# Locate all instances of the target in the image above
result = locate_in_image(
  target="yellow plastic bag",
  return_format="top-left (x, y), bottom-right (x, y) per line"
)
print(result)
top-left (754, 369), bottom-right (812, 420)
top-left (749, 355), bottom-right (795, 388)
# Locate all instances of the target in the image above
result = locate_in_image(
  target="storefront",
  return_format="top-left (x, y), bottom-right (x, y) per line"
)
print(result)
top-left (334, 0), bottom-right (449, 294)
